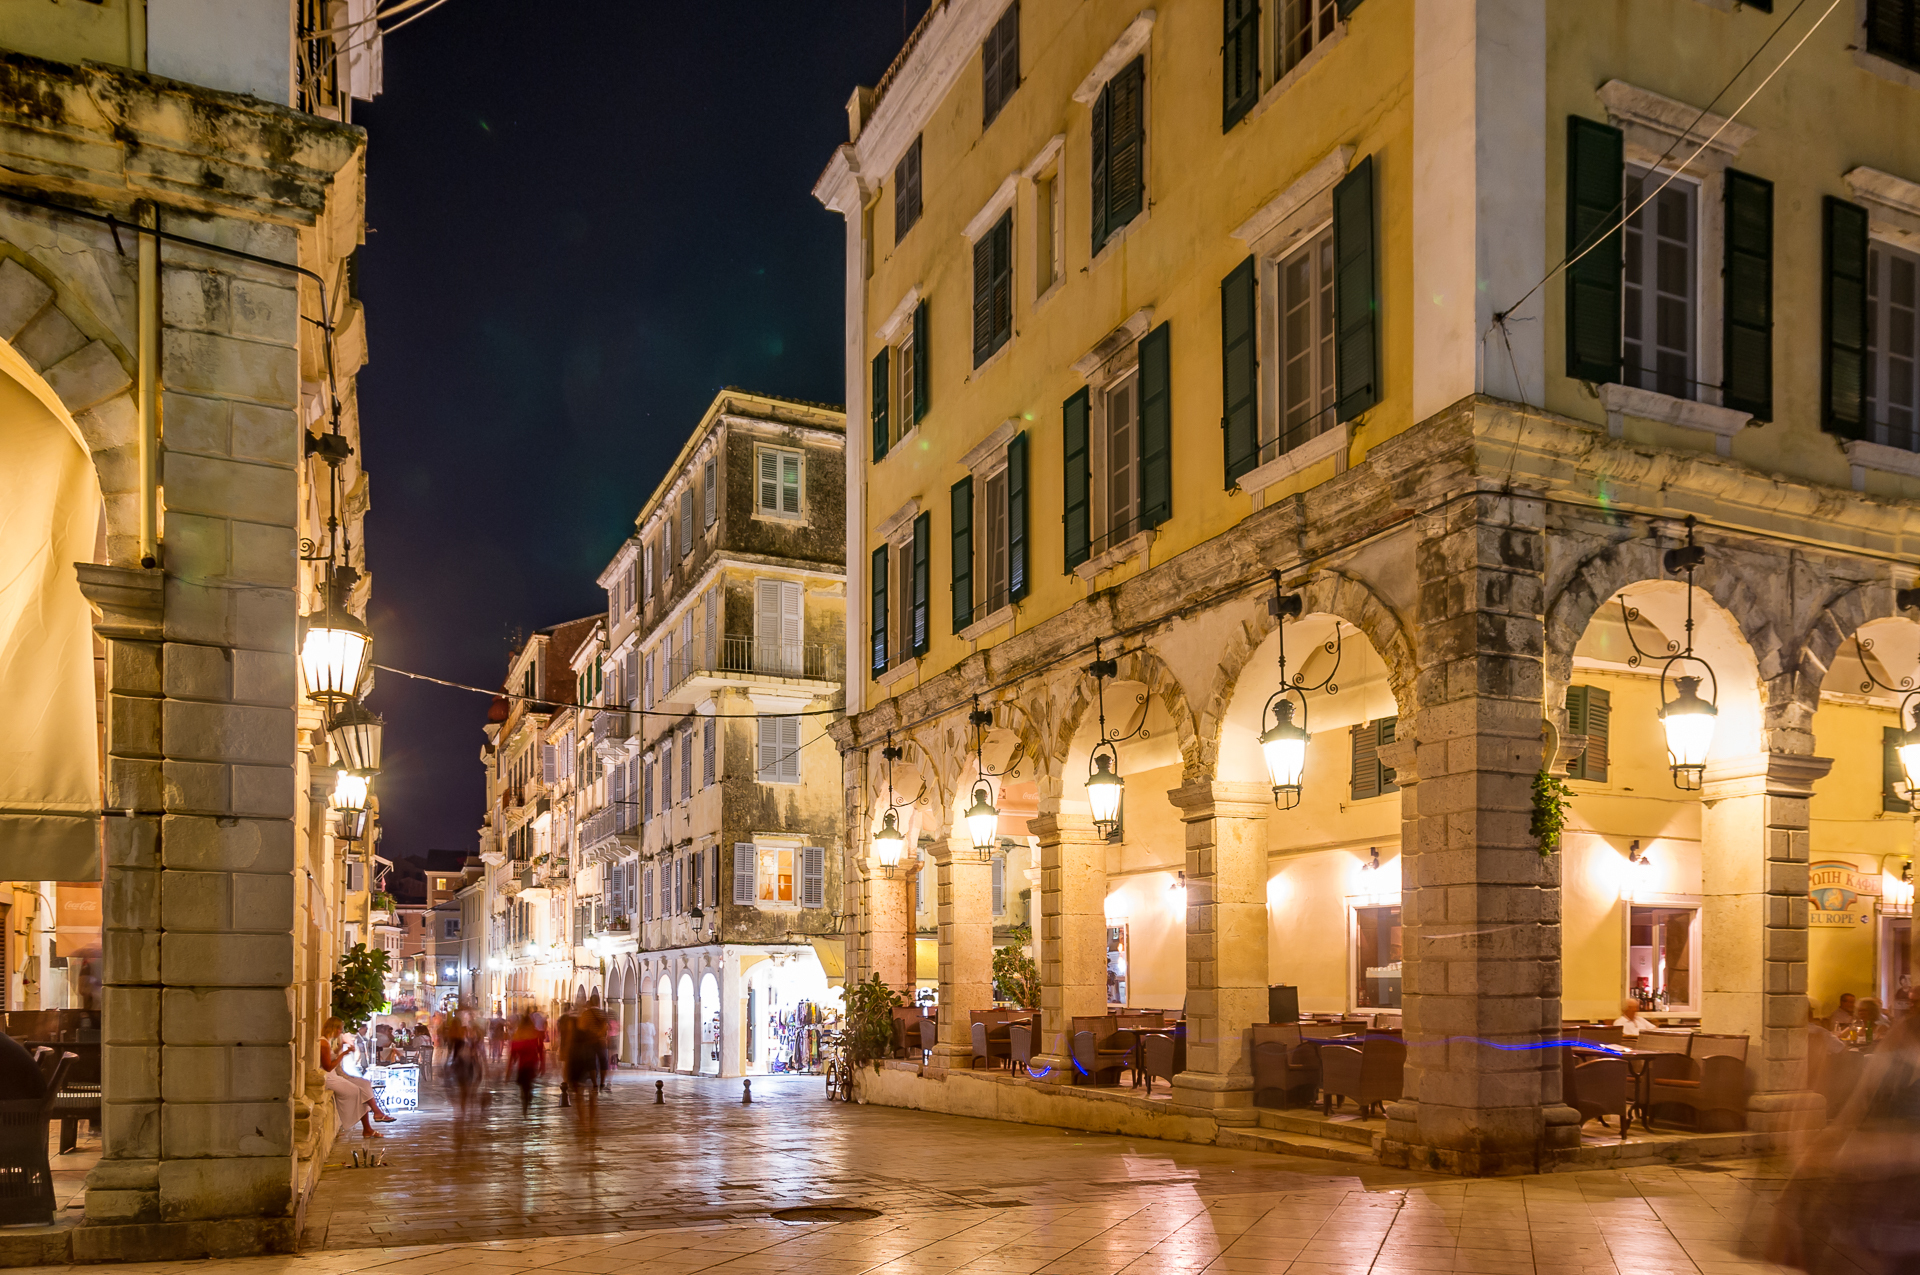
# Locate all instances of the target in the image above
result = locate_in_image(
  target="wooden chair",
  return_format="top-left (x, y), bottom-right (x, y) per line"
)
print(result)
top-left (1251, 1023), bottom-right (1320, 1109)
top-left (1648, 1034), bottom-right (1749, 1131)
top-left (1319, 1037), bottom-right (1405, 1117)
top-left (1574, 1024), bottom-right (1626, 1048)
top-left (1636, 1029), bottom-right (1693, 1053)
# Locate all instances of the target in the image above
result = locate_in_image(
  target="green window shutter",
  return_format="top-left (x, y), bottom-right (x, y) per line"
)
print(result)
top-left (1869, 0), bottom-right (1919, 66)
top-left (870, 544), bottom-right (889, 675)
top-left (1139, 321), bottom-right (1172, 528)
top-left (1565, 116), bottom-right (1625, 385)
top-left (1377, 717), bottom-right (1400, 794)
top-left (1223, 0), bottom-right (1259, 131)
top-left (990, 213), bottom-right (1014, 355)
top-left (1090, 76), bottom-right (1110, 255)
top-left (1350, 722), bottom-right (1379, 801)
top-left (913, 299), bottom-right (931, 422)
top-left (1007, 431), bottom-right (1029, 600)
top-left (1723, 170), bottom-right (1774, 420)
top-left (1106, 58), bottom-right (1145, 241)
top-left (951, 476), bottom-right (974, 632)
top-left (1824, 196), bottom-right (1869, 440)
top-left (1062, 387), bottom-right (1091, 570)
top-left (1886, 726), bottom-right (1913, 813)
top-left (1333, 155), bottom-right (1379, 420)
top-left (1336, 0), bottom-right (1364, 14)
top-left (1221, 254), bottom-right (1259, 486)
top-left (911, 512), bottom-right (931, 655)
top-left (871, 348), bottom-right (891, 462)
top-left (1565, 685), bottom-right (1611, 782)
top-left (972, 233), bottom-right (995, 367)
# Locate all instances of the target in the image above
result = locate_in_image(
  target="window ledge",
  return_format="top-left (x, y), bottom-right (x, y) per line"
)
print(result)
top-left (957, 602), bottom-right (1016, 643)
top-left (751, 509), bottom-right (808, 525)
top-left (1844, 439), bottom-right (1920, 489)
top-left (1232, 423), bottom-right (1349, 499)
top-left (1598, 383), bottom-right (1751, 455)
top-left (969, 337), bottom-right (1013, 380)
top-left (1856, 47), bottom-right (1920, 96)
top-left (874, 657), bottom-right (921, 693)
top-left (1243, 26), bottom-right (1346, 125)
top-left (1072, 9), bottom-right (1156, 105)
top-left (1073, 528), bottom-right (1155, 583)
top-left (1089, 207), bottom-right (1150, 270)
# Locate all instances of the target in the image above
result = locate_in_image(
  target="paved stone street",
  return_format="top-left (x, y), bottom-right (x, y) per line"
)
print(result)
top-left (13, 1070), bottom-right (1835, 1274)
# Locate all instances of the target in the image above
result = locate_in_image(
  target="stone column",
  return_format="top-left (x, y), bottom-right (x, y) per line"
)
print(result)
top-left (865, 862), bottom-right (916, 995)
top-left (930, 836), bottom-right (994, 1069)
top-left (622, 992), bottom-right (638, 1065)
top-left (1027, 812), bottom-right (1107, 1082)
top-left (1167, 781), bottom-right (1269, 1124)
top-left (1700, 753), bottom-right (1830, 1131)
top-left (1381, 491), bottom-right (1569, 1176)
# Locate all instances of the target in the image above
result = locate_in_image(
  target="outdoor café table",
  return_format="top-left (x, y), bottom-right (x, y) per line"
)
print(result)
top-left (1574, 1045), bottom-right (1659, 1131)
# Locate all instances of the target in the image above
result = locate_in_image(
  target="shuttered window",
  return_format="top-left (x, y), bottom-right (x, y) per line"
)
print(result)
top-left (679, 489), bottom-right (693, 555)
top-left (643, 758), bottom-right (654, 820)
top-left (1723, 170), bottom-right (1773, 420)
top-left (1091, 57), bottom-right (1145, 255)
top-left (1565, 685), bottom-right (1611, 783)
top-left (991, 856), bottom-right (1006, 915)
top-left (1222, 254), bottom-right (1259, 485)
top-left (1869, 0), bottom-right (1920, 70)
top-left (912, 299), bottom-right (931, 424)
top-left (703, 717), bottom-right (716, 788)
top-left (1566, 116), bottom-right (1625, 385)
top-left (1623, 166), bottom-right (1698, 400)
top-left (1825, 197), bottom-right (1870, 440)
top-left (674, 856), bottom-right (684, 915)
top-left (1332, 154), bottom-right (1379, 420)
top-left (1063, 387), bottom-right (1091, 570)
top-left (1886, 726), bottom-right (1913, 813)
top-left (1139, 322), bottom-right (1172, 528)
top-left (704, 586), bottom-right (719, 667)
top-left (982, 2), bottom-right (1020, 126)
top-left (980, 466), bottom-right (1009, 615)
top-left (1867, 239), bottom-right (1920, 451)
top-left (801, 846), bottom-right (826, 908)
top-left (911, 512), bottom-right (931, 655)
top-left (1349, 717), bottom-right (1400, 799)
top-left (734, 842), bottom-right (757, 904)
top-left (661, 737), bottom-right (673, 807)
top-left (871, 544), bottom-right (890, 674)
top-left (756, 715), bottom-right (801, 784)
top-left (1281, 0), bottom-right (1340, 78)
top-left (1223, 0), bottom-right (1259, 130)
top-left (1007, 431), bottom-right (1029, 600)
top-left (757, 446), bottom-right (803, 515)
top-left (951, 476), bottom-right (974, 631)
top-left (871, 348), bottom-right (890, 462)
top-left (643, 868), bottom-right (654, 921)
top-left (703, 458), bottom-right (718, 527)
top-left (896, 135), bottom-right (923, 240)
top-left (755, 578), bottom-right (803, 676)
top-left (973, 211), bottom-right (1014, 367)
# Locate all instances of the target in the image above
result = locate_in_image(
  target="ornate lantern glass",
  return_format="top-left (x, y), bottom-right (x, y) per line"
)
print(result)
top-left (1259, 699), bottom-right (1309, 805)
top-left (964, 783), bottom-right (1000, 856)
top-left (300, 611), bottom-right (372, 704)
top-left (326, 700), bottom-right (384, 775)
top-left (873, 809), bottom-right (907, 871)
top-left (328, 769), bottom-right (371, 814)
top-left (1086, 751), bottom-right (1125, 838)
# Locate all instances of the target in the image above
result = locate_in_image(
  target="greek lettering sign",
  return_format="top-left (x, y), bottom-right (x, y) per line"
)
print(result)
top-left (369, 1063), bottom-right (419, 1111)
top-left (1809, 861), bottom-right (1880, 928)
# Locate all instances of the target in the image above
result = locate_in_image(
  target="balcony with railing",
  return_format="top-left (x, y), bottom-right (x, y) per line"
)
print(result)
top-left (591, 707), bottom-right (635, 759)
top-left (664, 634), bottom-right (843, 700)
top-left (578, 799), bottom-right (638, 860)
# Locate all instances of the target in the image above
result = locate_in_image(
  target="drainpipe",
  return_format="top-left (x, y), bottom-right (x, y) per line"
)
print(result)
top-left (137, 208), bottom-right (158, 569)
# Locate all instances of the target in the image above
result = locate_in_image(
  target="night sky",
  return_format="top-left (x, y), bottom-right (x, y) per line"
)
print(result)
top-left (356, 1), bottom-right (917, 863)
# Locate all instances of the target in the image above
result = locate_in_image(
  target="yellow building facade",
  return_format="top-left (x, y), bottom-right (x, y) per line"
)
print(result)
top-left (818, 0), bottom-right (1920, 1173)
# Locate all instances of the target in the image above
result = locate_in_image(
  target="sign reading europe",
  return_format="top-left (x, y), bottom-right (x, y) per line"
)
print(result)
top-left (1809, 861), bottom-right (1880, 928)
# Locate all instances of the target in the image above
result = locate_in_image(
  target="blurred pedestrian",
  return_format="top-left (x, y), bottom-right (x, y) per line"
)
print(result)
top-left (508, 1012), bottom-right (544, 1114)
top-left (568, 994), bottom-right (607, 1112)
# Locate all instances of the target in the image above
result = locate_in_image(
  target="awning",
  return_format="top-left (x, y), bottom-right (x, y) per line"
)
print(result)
top-left (808, 938), bottom-right (846, 986)
top-left (0, 811), bottom-right (100, 882)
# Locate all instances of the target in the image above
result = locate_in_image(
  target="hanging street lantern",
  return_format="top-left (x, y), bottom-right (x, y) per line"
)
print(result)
top-left (1259, 579), bottom-right (1342, 808)
top-left (1082, 642), bottom-right (1147, 839)
top-left (1618, 519), bottom-right (1718, 790)
top-left (964, 701), bottom-right (1016, 860)
top-left (326, 699), bottom-right (385, 775)
top-left (873, 809), bottom-right (907, 872)
top-left (1847, 596), bottom-right (1920, 801)
top-left (328, 769), bottom-right (371, 814)
top-left (301, 609), bottom-right (371, 704)
top-left (1658, 676), bottom-right (1718, 782)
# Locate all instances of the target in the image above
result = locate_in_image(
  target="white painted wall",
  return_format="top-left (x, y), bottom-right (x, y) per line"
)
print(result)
top-left (147, 0), bottom-right (293, 105)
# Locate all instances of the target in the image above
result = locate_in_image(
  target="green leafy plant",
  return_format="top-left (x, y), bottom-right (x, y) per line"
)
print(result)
top-left (330, 943), bottom-right (391, 1031)
top-left (843, 973), bottom-right (904, 1072)
top-left (370, 891), bottom-right (395, 912)
top-left (993, 924), bottom-right (1039, 1008)
top-left (1531, 768), bottom-right (1574, 856)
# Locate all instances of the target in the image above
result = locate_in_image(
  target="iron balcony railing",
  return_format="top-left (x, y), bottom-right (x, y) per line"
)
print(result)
top-left (592, 709), bottom-right (635, 749)
top-left (580, 800), bottom-right (637, 850)
top-left (666, 634), bottom-right (843, 688)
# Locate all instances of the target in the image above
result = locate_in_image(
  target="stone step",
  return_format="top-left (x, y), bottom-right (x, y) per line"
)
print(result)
top-left (1217, 1125), bottom-right (1378, 1164)
top-left (1255, 1109), bottom-right (1380, 1145)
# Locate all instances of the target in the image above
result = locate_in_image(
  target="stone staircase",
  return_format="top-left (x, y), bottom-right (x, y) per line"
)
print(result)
top-left (1215, 1108), bottom-right (1382, 1164)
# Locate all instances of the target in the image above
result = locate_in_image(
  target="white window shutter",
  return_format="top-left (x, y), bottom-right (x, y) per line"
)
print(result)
top-left (682, 611), bottom-right (694, 659)
top-left (992, 857), bottom-right (1005, 915)
top-left (705, 586), bottom-right (719, 666)
top-left (643, 652), bottom-right (653, 709)
top-left (704, 458), bottom-right (718, 527)
top-left (755, 578), bottom-right (779, 655)
top-left (756, 716), bottom-right (778, 781)
top-left (703, 717), bottom-right (716, 786)
top-left (346, 860), bottom-right (363, 892)
top-left (680, 489), bottom-right (692, 552)
top-left (778, 715), bottom-right (802, 783)
top-left (734, 842), bottom-right (757, 903)
top-left (801, 846), bottom-right (825, 908)
top-left (781, 580), bottom-right (803, 651)
top-left (543, 744), bottom-right (556, 783)
top-left (759, 449), bottom-right (779, 511)
top-left (781, 453), bottom-right (801, 514)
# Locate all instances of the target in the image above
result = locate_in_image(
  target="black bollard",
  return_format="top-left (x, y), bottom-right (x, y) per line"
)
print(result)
top-left (742, 1079), bottom-right (752, 1105)
top-left (655, 1079), bottom-right (664, 1104)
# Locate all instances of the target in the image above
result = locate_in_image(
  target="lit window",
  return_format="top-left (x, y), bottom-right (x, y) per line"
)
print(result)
top-left (1628, 905), bottom-right (1697, 1012)
top-left (1354, 905), bottom-right (1402, 1009)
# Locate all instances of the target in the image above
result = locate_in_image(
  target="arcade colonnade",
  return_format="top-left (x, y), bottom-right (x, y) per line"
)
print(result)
top-left (599, 943), bottom-right (833, 1078)
top-left (838, 400), bottom-right (1920, 1175)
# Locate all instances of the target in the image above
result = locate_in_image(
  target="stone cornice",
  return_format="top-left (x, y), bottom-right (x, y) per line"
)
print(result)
top-left (0, 49), bottom-right (363, 225)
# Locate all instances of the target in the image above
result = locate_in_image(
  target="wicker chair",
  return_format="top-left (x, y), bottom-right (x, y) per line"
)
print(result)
top-left (1070, 1029), bottom-right (1134, 1086)
top-left (1647, 1034), bottom-right (1749, 1131)
top-left (1564, 1050), bottom-right (1631, 1133)
top-left (916, 1018), bottom-right (938, 1061)
top-left (1009, 1023), bottom-right (1033, 1076)
top-left (1319, 1037), bottom-right (1406, 1117)
top-left (1251, 1023), bottom-right (1320, 1109)
top-left (969, 1022), bottom-right (998, 1070)
top-left (1140, 1034), bottom-right (1178, 1095)
top-left (0, 1053), bottom-right (70, 1226)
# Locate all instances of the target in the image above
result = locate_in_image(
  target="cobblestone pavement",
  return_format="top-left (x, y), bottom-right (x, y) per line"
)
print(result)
top-left (36, 1070), bottom-right (1836, 1274)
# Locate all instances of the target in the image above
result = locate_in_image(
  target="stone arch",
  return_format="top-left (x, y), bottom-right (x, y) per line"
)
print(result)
top-left (1544, 537), bottom-right (1794, 749)
top-left (1195, 568), bottom-right (1416, 777)
top-left (1049, 644), bottom-right (1202, 784)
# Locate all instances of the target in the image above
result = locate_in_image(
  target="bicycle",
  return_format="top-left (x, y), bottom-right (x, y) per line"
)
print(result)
top-left (820, 1030), bottom-right (854, 1102)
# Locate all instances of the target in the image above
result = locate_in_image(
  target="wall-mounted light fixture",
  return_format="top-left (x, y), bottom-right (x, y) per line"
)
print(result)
top-left (1620, 520), bottom-right (1718, 789)
top-left (1259, 576), bottom-right (1342, 808)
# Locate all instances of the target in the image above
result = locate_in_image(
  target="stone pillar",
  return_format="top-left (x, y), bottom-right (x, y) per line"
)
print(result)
top-left (1381, 492), bottom-right (1569, 1176)
top-left (1700, 753), bottom-right (1830, 1131)
top-left (1027, 812), bottom-right (1107, 1082)
top-left (865, 862), bottom-right (916, 995)
top-left (930, 837), bottom-right (994, 1068)
top-left (621, 993), bottom-right (638, 1065)
top-left (1167, 781), bottom-right (1269, 1124)
top-left (718, 952), bottom-right (742, 1078)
